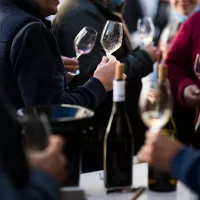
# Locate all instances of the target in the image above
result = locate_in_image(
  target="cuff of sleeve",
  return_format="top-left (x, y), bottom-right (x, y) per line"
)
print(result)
top-left (178, 78), bottom-right (195, 106)
top-left (83, 77), bottom-right (107, 106)
top-left (29, 169), bottom-right (59, 199)
top-left (169, 147), bottom-right (200, 180)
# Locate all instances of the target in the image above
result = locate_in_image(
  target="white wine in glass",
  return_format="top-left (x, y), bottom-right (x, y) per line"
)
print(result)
top-left (101, 20), bottom-right (123, 58)
top-left (137, 17), bottom-right (155, 46)
top-left (139, 64), bottom-right (173, 133)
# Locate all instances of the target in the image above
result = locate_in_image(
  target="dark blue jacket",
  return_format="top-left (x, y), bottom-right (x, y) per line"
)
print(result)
top-left (170, 147), bottom-right (200, 198)
top-left (0, 0), bottom-right (106, 111)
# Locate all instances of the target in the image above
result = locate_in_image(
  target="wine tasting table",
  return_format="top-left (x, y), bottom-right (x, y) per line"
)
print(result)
top-left (80, 163), bottom-right (197, 200)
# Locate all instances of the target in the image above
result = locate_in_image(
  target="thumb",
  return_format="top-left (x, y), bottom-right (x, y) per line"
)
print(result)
top-left (100, 56), bottom-right (108, 65)
top-left (45, 136), bottom-right (64, 154)
top-left (191, 85), bottom-right (200, 95)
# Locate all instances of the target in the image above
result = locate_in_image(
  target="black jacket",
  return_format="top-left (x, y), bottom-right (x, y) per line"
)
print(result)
top-left (0, 0), bottom-right (106, 111)
top-left (52, 0), bottom-right (154, 156)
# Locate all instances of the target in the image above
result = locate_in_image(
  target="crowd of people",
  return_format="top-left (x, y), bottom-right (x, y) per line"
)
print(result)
top-left (1, 0), bottom-right (200, 199)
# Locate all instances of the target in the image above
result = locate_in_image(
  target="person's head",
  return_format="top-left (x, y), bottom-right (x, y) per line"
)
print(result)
top-left (103, 0), bottom-right (125, 13)
top-left (18, 0), bottom-right (60, 17)
top-left (169, 0), bottom-right (199, 16)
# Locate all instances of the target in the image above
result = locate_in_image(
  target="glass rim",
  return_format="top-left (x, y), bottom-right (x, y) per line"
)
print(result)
top-left (83, 26), bottom-right (97, 35)
top-left (106, 20), bottom-right (122, 25)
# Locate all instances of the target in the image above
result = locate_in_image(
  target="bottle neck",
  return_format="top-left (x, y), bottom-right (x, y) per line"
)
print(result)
top-left (113, 80), bottom-right (126, 103)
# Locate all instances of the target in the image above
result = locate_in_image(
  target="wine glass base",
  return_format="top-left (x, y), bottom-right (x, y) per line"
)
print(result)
top-left (67, 70), bottom-right (80, 76)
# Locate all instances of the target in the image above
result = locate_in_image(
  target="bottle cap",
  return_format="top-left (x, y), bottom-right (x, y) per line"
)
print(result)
top-left (115, 63), bottom-right (124, 80)
top-left (158, 64), bottom-right (168, 81)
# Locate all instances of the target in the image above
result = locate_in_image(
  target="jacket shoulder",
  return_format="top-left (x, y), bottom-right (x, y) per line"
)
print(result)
top-left (0, 4), bottom-right (40, 43)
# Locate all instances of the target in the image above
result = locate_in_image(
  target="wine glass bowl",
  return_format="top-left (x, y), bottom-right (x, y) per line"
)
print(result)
top-left (194, 54), bottom-right (200, 80)
top-left (74, 27), bottom-right (97, 58)
top-left (139, 79), bottom-right (173, 133)
top-left (137, 17), bottom-right (155, 46)
top-left (70, 27), bottom-right (97, 76)
top-left (101, 21), bottom-right (123, 58)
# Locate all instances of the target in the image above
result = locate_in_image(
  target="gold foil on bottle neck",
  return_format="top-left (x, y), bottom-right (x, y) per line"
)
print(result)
top-left (115, 63), bottom-right (124, 80)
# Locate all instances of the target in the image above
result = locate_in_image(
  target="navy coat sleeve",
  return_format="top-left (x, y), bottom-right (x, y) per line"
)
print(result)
top-left (19, 169), bottom-right (59, 200)
top-left (10, 22), bottom-right (106, 110)
top-left (170, 147), bottom-right (200, 195)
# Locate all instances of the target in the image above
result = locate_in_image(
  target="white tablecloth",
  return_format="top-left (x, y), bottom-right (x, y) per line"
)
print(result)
top-left (80, 163), bottom-right (197, 200)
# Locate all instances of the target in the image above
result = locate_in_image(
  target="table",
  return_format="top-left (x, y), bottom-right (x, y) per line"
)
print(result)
top-left (80, 163), bottom-right (197, 200)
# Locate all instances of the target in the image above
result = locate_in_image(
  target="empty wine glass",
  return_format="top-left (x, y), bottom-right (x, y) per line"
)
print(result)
top-left (101, 20), bottom-right (123, 58)
top-left (137, 17), bottom-right (155, 46)
top-left (194, 54), bottom-right (200, 80)
top-left (19, 114), bottom-right (52, 151)
top-left (69, 27), bottom-right (97, 76)
top-left (139, 78), bottom-right (173, 133)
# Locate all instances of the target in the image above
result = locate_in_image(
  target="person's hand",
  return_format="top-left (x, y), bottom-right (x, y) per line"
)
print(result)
top-left (26, 136), bottom-right (67, 184)
top-left (93, 56), bottom-right (126, 92)
top-left (61, 56), bottom-right (79, 82)
top-left (137, 132), bottom-right (183, 172)
top-left (142, 42), bottom-right (160, 63)
top-left (183, 84), bottom-right (200, 108)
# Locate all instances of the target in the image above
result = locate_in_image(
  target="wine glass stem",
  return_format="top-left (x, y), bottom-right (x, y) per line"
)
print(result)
top-left (76, 54), bottom-right (81, 59)
top-left (106, 52), bottom-right (111, 58)
top-left (150, 126), bottom-right (160, 134)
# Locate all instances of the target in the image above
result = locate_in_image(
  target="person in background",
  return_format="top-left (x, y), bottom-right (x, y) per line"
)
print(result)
top-left (0, 0), bottom-right (118, 112)
top-left (153, 0), bottom-right (200, 147)
top-left (123, 0), bottom-right (144, 47)
top-left (52, 0), bottom-right (159, 172)
top-left (138, 131), bottom-right (200, 196)
top-left (160, 0), bottom-right (200, 59)
top-left (153, 0), bottom-right (172, 45)
top-left (165, 2), bottom-right (200, 148)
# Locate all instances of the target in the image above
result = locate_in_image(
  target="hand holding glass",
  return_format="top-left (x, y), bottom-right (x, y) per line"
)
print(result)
top-left (101, 20), bottom-right (123, 58)
top-left (137, 17), bottom-right (155, 46)
top-left (70, 27), bottom-right (97, 76)
top-left (139, 79), bottom-right (173, 133)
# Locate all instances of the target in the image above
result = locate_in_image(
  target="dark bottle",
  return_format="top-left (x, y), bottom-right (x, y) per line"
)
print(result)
top-left (104, 63), bottom-right (133, 190)
top-left (148, 64), bottom-right (177, 192)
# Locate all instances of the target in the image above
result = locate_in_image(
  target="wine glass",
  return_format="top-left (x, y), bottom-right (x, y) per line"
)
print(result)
top-left (194, 54), bottom-right (200, 80)
top-left (137, 17), bottom-right (155, 46)
top-left (69, 27), bottom-right (97, 76)
top-left (19, 114), bottom-right (51, 151)
top-left (101, 20), bottom-right (123, 58)
top-left (139, 78), bottom-right (173, 133)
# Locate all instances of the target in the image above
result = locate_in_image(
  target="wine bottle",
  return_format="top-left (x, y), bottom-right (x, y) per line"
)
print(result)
top-left (104, 63), bottom-right (133, 190)
top-left (148, 64), bottom-right (177, 192)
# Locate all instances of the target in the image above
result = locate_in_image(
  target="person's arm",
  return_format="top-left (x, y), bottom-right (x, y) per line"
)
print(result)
top-left (10, 22), bottom-right (106, 110)
top-left (52, 8), bottom-right (154, 86)
top-left (119, 49), bottom-right (154, 82)
top-left (19, 169), bottom-right (60, 200)
top-left (165, 16), bottom-right (197, 106)
top-left (170, 147), bottom-right (200, 194)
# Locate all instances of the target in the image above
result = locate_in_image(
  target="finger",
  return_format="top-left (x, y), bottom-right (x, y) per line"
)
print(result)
top-left (66, 73), bottom-right (74, 82)
top-left (123, 74), bottom-right (126, 80)
top-left (100, 56), bottom-right (109, 64)
top-left (107, 55), bottom-right (117, 63)
top-left (62, 56), bottom-right (79, 65)
top-left (59, 154), bottom-right (67, 168)
top-left (46, 135), bottom-right (65, 154)
top-left (192, 89), bottom-right (200, 95)
top-left (64, 65), bottom-right (79, 73)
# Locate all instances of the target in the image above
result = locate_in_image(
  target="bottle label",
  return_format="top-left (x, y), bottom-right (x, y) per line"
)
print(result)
top-left (113, 80), bottom-right (125, 102)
